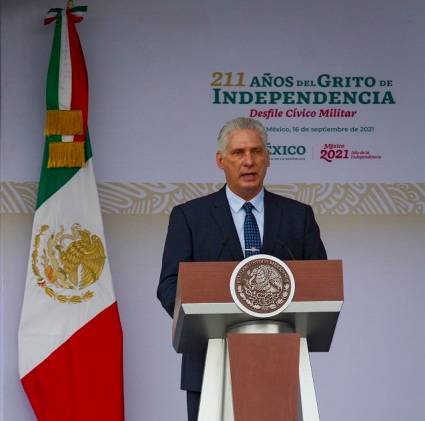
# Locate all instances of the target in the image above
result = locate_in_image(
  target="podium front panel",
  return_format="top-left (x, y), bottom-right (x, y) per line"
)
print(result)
top-left (173, 260), bottom-right (343, 353)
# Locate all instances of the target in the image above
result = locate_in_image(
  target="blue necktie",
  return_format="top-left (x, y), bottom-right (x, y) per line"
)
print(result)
top-left (243, 202), bottom-right (261, 257)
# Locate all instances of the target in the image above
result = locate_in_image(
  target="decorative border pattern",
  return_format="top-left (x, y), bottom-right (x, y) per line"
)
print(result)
top-left (1, 182), bottom-right (424, 215)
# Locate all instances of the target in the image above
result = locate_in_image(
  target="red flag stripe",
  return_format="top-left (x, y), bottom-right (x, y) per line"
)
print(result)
top-left (67, 10), bottom-right (88, 142)
top-left (21, 303), bottom-right (124, 421)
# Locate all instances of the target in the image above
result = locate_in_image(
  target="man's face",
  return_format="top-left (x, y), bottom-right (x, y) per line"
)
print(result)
top-left (216, 128), bottom-right (270, 200)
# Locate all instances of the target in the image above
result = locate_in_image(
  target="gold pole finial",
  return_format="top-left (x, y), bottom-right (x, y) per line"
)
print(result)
top-left (66, 0), bottom-right (74, 9)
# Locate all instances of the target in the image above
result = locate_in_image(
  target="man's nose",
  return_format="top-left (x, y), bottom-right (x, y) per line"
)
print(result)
top-left (242, 152), bottom-right (254, 166)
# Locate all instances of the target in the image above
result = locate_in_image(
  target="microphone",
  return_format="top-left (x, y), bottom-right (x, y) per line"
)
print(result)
top-left (277, 240), bottom-right (296, 260)
top-left (244, 247), bottom-right (260, 253)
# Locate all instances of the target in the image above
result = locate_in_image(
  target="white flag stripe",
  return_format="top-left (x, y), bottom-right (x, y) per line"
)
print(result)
top-left (58, 11), bottom-right (72, 111)
top-left (58, 11), bottom-right (74, 143)
top-left (19, 159), bottom-right (116, 378)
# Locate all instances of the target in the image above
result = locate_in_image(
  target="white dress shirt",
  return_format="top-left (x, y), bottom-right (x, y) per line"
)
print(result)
top-left (225, 185), bottom-right (264, 256)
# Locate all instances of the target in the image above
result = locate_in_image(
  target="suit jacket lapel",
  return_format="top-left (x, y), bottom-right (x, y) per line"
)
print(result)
top-left (261, 189), bottom-right (283, 255)
top-left (211, 187), bottom-right (244, 261)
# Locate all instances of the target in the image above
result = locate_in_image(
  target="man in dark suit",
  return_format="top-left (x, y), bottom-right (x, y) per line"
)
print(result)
top-left (157, 117), bottom-right (326, 421)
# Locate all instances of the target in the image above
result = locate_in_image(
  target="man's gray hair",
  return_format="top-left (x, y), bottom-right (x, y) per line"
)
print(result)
top-left (217, 117), bottom-right (268, 153)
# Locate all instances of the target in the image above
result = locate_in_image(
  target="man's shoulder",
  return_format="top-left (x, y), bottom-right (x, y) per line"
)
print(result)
top-left (171, 188), bottom-right (313, 212)
top-left (172, 187), bottom-right (225, 214)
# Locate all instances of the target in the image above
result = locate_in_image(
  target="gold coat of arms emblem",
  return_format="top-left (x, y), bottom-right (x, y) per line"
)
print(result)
top-left (31, 223), bottom-right (106, 303)
top-left (230, 254), bottom-right (295, 317)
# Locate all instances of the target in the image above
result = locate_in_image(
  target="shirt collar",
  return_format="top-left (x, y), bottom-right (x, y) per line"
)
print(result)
top-left (225, 185), bottom-right (264, 213)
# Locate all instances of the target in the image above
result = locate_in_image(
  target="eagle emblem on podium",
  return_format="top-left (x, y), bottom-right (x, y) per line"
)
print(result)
top-left (230, 254), bottom-right (295, 317)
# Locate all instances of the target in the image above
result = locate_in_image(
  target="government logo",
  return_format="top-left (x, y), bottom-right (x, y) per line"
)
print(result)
top-left (230, 254), bottom-right (295, 318)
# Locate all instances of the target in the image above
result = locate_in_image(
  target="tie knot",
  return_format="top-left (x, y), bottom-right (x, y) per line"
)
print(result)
top-left (243, 202), bottom-right (254, 213)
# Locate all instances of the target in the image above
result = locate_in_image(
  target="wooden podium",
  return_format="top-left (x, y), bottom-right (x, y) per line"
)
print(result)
top-left (172, 260), bottom-right (343, 421)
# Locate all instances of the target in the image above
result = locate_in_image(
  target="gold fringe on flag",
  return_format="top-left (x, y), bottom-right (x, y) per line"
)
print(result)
top-left (48, 141), bottom-right (85, 168)
top-left (44, 110), bottom-right (83, 135)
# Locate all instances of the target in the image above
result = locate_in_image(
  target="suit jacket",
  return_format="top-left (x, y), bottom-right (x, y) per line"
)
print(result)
top-left (157, 186), bottom-right (327, 391)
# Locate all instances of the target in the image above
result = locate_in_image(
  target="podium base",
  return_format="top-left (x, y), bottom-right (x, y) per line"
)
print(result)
top-left (198, 321), bottom-right (320, 421)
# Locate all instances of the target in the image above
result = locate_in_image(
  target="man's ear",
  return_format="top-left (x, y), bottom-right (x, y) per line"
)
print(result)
top-left (216, 151), bottom-right (224, 169)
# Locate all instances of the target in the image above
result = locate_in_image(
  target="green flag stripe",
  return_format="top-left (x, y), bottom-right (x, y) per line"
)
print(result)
top-left (36, 135), bottom-right (93, 210)
top-left (46, 12), bottom-right (61, 110)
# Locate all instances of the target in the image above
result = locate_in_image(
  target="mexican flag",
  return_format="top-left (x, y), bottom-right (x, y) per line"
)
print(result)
top-left (18, 6), bottom-right (124, 420)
